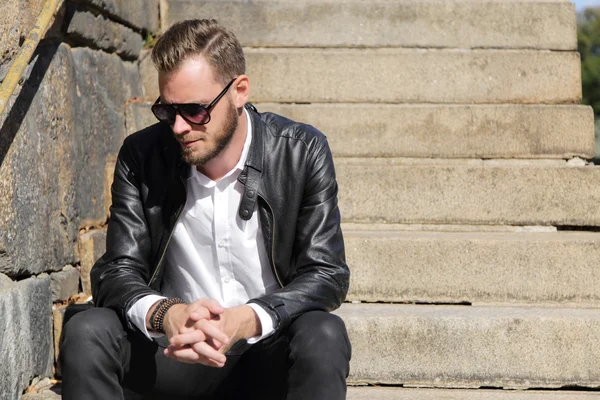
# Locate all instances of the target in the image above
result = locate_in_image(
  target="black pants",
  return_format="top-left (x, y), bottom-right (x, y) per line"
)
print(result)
top-left (60, 307), bottom-right (351, 400)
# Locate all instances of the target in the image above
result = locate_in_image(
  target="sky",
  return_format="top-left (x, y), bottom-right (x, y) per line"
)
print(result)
top-left (573, 0), bottom-right (600, 11)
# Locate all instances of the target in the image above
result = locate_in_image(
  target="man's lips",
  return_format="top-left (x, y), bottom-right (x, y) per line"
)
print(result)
top-left (179, 138), bottom-right (203, 147)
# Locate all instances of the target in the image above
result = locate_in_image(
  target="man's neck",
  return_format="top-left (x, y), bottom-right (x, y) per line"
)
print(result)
top-left (197, 109), bottom-right (248, 181)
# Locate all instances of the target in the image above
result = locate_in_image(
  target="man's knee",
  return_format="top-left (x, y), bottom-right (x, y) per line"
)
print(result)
top-left (60, 307), bottom-right (126, 363)
top-left (63, 307), bottom-right (123, 341)
top-left (288, 311), bottom-right (351, 361)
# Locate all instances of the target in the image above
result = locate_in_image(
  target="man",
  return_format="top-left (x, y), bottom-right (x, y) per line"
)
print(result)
top-left (60, 18), bottom-right (351, 400)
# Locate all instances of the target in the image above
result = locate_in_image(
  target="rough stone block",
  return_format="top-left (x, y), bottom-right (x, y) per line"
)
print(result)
top-left (0, 43), bottom-right (79, 277)
top-left (246, 49), bottom-right (581, 104)
top-left (22, 387), bottom-right (61, 400)
top-left (49, 266), bottom-right (80, 302)
top-left (344, 230), bottom-right (600, 305)
top-left (52, 306), bottom-right (66, 377)
top-left (0, 43), bottom-right (142, 278)
top-left (21, 389), bottom-right (62, 400)
top-left (78, 228), bottom-right (107, 295)
top-left (347, 387), bottom-right (600, 399)
top-left (0, 275), bottom-right (53, 399)
top-left (70, 46), bottom-right (142, 228)
top-left (258, 104), bottom-right (594, 159)
top-left (0, 0), bottom-right (46, 66)
top-left (336, 304), bottom-right (600, 388)
top-left (66, 9), bottom-right (143, 60)
top-left (104, 156), bottom-right (117, 219)
top-left (125, 101), bottom-right (158, 136)
top-left (139, 50), bottom-right (159, 100)
top-left (164, 0), bottom-right (576, 50)
top-left (336, 161), bottom-right (600, 226)
top-left (76, 0), bottom-right (159, 32)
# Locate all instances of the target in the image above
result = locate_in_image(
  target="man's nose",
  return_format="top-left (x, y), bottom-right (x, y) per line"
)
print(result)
top-left (172, 113), bottom-right (191, 135)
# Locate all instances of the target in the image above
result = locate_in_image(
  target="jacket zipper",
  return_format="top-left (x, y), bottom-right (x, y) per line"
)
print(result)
top-left (148, 175), bottom-right (187, 287)
top-left (259, 194), bottom-right (284, 288)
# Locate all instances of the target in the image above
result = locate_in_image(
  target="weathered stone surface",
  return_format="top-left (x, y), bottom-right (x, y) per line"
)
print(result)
top-left (246, 49), bottom-right (581, 104)
top-left (49, 265), bottom-right (80, 302)
top-left (345, 230), bottom-right (600, 305)
top-left (139, 50), bottom-right (159, 100)
top-left (21, 385), bottom-right (600, 399)
top-left (70, 46), bottom-right (142, 228)
top-left (104, 156), bottom-right (117, 218)
top-left (0, 0), bottom-right (46, 66)
top-left (0, 275), bottom-right (53, 400)
top-left (52, 306), bottom-right (66, 377)
top-left (0, 43), bottom-right (142, 277)
top-left (337, 304), bottom-right (600, 388)
top-left (336, 161), bottom-right (600, 226)
top-left (342, 223), bottom-right (558, 233)
top-left (22, 389), bottom-right (61, 400)
top-left (76, 0), bottom-right (159, 32)
top-left (0, 43), bottom-right (78, 277)
top-left (66, 9), bottom-right (143, 59)
top-left (164, 0), bottom-right (576, 50)
top-left (78, 228), bottom-right (107, 295)
top-left (347, 387), bottom-right (600, 399)
top-left (257, 104), bottom-right (594, 159)
top-left (125, 101), bottom-right (157, 136)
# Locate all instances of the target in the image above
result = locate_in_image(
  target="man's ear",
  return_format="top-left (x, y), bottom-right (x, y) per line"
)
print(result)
top-left (231, 75), bottom-right (250, 108)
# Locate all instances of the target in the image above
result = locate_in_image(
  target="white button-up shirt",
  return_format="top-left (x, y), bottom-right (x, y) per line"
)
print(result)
top-left (128, 110), bottom-right (279, 342)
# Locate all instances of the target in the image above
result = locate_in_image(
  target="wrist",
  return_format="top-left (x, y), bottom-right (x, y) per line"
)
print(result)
top-left (236, 305), bottom-right (261, 339)
top-left (148, 298), bottom-right (186, 333)
top-left (145, 300), bottom-right (162, 330)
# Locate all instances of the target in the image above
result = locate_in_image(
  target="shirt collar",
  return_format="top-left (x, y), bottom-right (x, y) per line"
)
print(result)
top-left (191, 108), bottom-right (252, 187)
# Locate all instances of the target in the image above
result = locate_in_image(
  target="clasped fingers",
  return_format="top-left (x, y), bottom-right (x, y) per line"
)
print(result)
top-left (164, 341), bottom-right (227, 367)
top-left (170, 319), bottom-right (230, 349)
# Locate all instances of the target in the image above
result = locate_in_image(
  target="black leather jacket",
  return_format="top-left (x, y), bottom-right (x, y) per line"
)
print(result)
top-left (91, 104), bottom-right (349, 336)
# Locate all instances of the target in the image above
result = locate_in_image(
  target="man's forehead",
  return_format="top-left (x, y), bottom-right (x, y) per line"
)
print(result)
top-left (158, 56), bottom-right (220, 103)
top-left (169, 54), bottom-right (216, 80)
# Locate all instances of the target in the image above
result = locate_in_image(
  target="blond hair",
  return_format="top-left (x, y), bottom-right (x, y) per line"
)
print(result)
top-left (151, 19), bottom-right (245, 84)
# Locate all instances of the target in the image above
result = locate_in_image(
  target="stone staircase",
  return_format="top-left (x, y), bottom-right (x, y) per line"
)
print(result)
top-left (141, 0), bottom-right (600, 398)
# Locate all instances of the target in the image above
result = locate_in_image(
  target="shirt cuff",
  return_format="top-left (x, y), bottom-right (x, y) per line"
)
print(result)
top-left (246, 303), bottom-right (275, 344)
top-left (127, 294), bottom-right (167, 339)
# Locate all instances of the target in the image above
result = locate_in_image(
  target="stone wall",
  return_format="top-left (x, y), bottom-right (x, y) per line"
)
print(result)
top-left (0, 1), bottom-right (158, 398)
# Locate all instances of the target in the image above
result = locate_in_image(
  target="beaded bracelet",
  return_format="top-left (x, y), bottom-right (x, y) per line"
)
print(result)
top-left (150, 297), bottom-right (186, 333)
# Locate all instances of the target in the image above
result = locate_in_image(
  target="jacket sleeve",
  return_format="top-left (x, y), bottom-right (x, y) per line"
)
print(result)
top-left (248, 133), bottom-right (350, 334)
top-left (91, 138), bottom-right (163, 330)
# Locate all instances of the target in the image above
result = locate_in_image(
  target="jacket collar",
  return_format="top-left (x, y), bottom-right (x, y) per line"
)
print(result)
top-left (243, 103), bottom-right (264, 173)
top-left (237, 103), bottom-right (264, 220)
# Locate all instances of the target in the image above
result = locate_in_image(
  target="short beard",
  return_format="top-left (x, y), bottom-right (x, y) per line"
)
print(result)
top-left (181, 102), bottom-right (239, 167)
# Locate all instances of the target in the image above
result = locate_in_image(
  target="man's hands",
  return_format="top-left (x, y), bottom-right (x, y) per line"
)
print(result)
top-left (147, 299), bottom-right (261, 367)
top-left (170, 305), bottom-right (261, 355)
top-left (161, 298), bottom-right (230, 366)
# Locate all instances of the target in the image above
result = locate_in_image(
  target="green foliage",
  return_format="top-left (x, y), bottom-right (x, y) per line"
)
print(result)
top-left (144, 33), bottom-right (160, 49)
top-left (578, 8), bottom-right (600, 115)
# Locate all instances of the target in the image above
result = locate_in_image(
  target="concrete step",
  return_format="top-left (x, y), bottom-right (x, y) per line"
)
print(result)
top-left (122, 102), bottom-right (595, 159)
top-left (343, 229), bottom-right (600, 305)
top-left (163, 0), bottom-right (576, 50)
top-left (245, 48), bottom-right (581, 104)
top-left (336, 160), bottom-right (600, 226)
top-left (25, 385), bottom-right (600, 399)
top-left (257, 103), bottom-right (594, 159)
top-left (336, 304), bottom-right (600, 389)
top-left (347, 387), bottom-right (600, 399)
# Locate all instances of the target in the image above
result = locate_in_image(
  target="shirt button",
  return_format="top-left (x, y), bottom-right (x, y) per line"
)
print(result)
top-left (218, 239), bottom-right (225, 248)
top-left (224, 277), bottom-right (231, 283)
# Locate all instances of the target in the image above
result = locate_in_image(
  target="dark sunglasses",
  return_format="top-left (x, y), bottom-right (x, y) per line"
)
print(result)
top-left (151, 78), bottom-right (237, 125)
